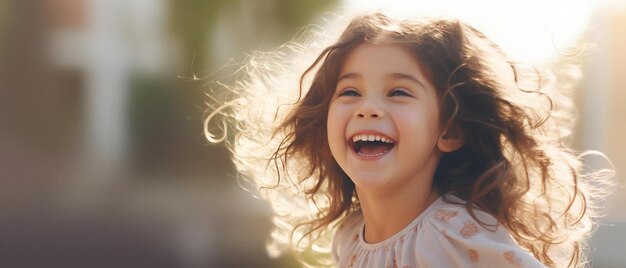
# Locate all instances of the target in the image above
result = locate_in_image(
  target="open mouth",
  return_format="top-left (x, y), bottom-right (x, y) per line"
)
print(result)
top-left (349, 134), bottom-right (396, 157)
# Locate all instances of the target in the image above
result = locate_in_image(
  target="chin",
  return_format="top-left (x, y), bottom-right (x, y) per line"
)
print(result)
top-left (348, 172), bottom-right (392, 190)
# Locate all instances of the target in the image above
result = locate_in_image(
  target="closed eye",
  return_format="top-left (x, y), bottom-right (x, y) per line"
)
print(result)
top-left (388, 88), bottom-right (413, 97)
top-left (339, 88), bottom-right (360, 97)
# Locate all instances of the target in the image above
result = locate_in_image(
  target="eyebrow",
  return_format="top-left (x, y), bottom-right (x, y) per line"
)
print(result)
top-left (389, 73), bottom-right (427, 90)
top-left (337, 73), bottom-right (361, 83)
top-left (337, 72), bottom-right (427, 90)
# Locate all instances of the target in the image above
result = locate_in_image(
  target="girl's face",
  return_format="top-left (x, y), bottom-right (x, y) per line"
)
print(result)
top-left (327, 43), bottom-right (443, 195)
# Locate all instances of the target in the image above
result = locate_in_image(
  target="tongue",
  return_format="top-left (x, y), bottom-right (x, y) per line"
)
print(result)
top-left (358, 143), bottom-right (392, 156)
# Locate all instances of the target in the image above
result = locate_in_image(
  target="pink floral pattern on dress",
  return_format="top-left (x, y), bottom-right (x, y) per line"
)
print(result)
top-left (504, 250), bottom-right (522, 267)
top-left (348, 254), bottom-right (357, 268)
top-left (468, 249), bottom-right (479, 262)
top-left (334, 197), bottom-right (546, 268)
top-left (460, 221), bottom-right (479, 238)
top-left (435, 209), bottom-right (458, 222)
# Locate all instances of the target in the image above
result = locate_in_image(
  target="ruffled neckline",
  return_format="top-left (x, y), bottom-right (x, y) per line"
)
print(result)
top-left (358, 195), bottom-right (445, 250)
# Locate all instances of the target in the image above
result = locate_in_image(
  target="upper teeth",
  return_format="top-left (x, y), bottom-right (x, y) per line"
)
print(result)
top-left (352, 134), bottom-right (394, 143)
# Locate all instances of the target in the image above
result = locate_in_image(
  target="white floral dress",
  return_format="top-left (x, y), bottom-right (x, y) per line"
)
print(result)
top-left (331, 195), bottom-right (546, 268)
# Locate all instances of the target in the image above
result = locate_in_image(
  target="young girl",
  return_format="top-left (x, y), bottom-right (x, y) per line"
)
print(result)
top-left (204, 12), bottom-right (612, 267)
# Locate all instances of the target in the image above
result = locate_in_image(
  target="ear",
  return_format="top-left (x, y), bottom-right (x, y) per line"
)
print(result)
top-left (437, 126), bottom-right (464, 153)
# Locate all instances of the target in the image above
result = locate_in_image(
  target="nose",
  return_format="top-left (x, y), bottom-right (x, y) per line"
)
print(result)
top-left (355, 100), bottom-right (385, 119)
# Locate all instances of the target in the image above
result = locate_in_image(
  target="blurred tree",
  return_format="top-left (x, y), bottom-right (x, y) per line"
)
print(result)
top-left (169, 0), bottom-right (224, 71)
top-left (169, 0), bottom-right (337, 70)
top-left (128, 0), bottom-right (339, 179)
top-left (126, 0), bottom-right (340, 179)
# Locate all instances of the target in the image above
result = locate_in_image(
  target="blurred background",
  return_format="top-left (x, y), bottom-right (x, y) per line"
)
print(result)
top-left (0, 0), bottom-right (624, 267)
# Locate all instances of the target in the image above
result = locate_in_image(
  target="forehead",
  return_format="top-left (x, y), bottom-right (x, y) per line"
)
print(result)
top-left (339, 43), bottom-right (429, 81)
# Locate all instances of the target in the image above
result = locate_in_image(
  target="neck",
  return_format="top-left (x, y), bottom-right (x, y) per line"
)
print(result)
top-left (357, 183), bottom-right (439, 244)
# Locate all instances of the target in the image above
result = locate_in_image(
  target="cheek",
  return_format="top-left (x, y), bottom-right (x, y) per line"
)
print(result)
top-left (327, 104), bottom-right (349, 154)
top-left (395, 105), bottom-right (440, 138)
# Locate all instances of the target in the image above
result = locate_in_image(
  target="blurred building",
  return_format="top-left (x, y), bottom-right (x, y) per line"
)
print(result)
top-left (0, 0), bottom-right (336, 267)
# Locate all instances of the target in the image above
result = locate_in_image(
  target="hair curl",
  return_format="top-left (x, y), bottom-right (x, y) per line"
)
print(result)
top-left (205, 12), bottom-right (614, 268)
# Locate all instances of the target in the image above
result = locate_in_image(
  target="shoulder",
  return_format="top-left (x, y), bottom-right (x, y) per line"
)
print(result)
top-left (331, 210), bottom-right (363, 263)
top-left (422, 195), bottom-right (507, 242)
top-left (414, 195), bottom-right (547, 267)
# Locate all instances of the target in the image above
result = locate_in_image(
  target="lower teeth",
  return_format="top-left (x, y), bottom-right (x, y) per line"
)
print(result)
top-left (357, 150), bottom-right (388, 157)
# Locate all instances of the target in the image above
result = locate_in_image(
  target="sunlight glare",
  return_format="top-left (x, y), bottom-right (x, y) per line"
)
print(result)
top-left (345, 0), bottom-right (595, 64)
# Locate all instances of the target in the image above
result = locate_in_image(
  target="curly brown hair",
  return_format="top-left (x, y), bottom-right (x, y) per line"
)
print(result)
top-left (206, 12), bottom-right (611, 268)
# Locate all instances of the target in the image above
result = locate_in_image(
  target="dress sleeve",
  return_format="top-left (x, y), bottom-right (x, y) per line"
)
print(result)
top-left (415, 205), bottom-right (546, 268)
